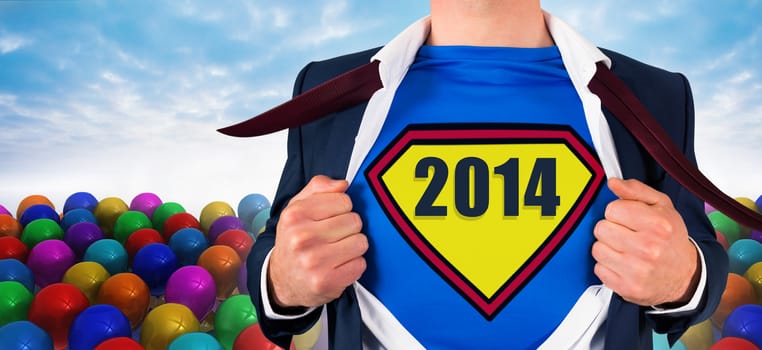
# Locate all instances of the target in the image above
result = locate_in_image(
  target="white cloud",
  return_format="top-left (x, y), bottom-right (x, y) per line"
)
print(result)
top-left (0, 33), bottom-right (29, 54)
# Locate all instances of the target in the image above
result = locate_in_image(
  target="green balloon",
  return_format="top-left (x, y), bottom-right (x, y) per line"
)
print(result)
top-left (152, 202), bottom-right (186, 233)
top-left (708, 211), bottom-right (741, 245)
top-left (0, 281), bottom-right (34, 326)
top-left (214, 294), bottom-right (258, 350)
top-left (113, 211), bottom-right (153, 244)
top-left (21, 218), bottom-right (64, 248)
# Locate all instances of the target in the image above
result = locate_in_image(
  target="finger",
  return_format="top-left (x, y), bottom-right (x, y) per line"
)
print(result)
top-left (323, 233), bottom-right (369, 268)
top-left (290, 192), bottom-right (354, 221)
top-left (607, 178), bottom-right (672, 208)
top-left (311, 212), bottom-right (363, 243)
top-left (328, 256), bottom-right (367, 291)
top-left (593, 219), bottom-right (633, 253)
top-left (604, 199), bottom-right (668, 233)
top-left (291, 175), bottom-right (349, 203)
top-left (594, 262), bottom-right (623, 294)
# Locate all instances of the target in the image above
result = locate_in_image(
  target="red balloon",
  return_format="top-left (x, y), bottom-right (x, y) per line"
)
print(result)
top-left (214, 229), bottom-right (254, 262)
top-left (163, 213), bottom-right (201, 241)
top-left (716, 230), bottom-right (730, 251)
top-left (710, 337), bottom-right (760, 350)
top-left (94, 336), bottom-right (145, 350)
top-left (28, 283), bottom-right (89, 350)
top-left (125, 228), bottom-right (165, 260)
top-left (0, 236), bottom-right (29, 262)
top-left (233, 323), bottom-right (291, 350)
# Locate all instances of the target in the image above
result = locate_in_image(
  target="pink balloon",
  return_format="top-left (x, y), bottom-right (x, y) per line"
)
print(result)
top-left (27, 239), bottom-right (75, 288)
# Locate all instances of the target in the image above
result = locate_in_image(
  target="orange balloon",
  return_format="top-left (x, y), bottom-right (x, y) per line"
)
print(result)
top-left (197, 245), bottom-right (241, 299)
top-left (97, 272), bottom-right (151, 329)
top-left (214, 229), bottom-right (254, 262)
top-left (0, 214), bottom-right (22, 238)
top-left (17, 194), bottom-right (55, 219)
top-left (711, 273), bottom-right (757, 329)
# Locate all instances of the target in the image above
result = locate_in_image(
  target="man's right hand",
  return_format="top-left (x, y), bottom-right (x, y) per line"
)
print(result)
top-left (268, 175), bottom-right (368, 308)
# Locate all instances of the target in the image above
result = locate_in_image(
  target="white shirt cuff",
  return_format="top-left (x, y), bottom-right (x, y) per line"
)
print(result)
top-left (261, 249), bottom-right (320, 320)
top-left (647, 237), bottom-right (707, 315)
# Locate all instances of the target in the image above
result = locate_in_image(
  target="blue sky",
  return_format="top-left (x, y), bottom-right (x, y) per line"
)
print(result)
top-left (1, 0), bottom-right (760, 216)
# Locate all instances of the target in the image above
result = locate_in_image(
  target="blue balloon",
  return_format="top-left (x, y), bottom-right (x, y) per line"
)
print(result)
top-left (0, 259), bottom-right (34, 292)
top-left (728, 239), bottom-right (762, 274)
top-left (64, 192), bottom-right (99, 214)
top-left (19, 204), bottom-right (59, 227)
top-left (168, 228), bottom-right (209, 266)
top-left (723, 304), bottom-right (762, 348)
top-left (60, 208), bottom-right (98, 232)
top-left (0, 320), bottom-right (54, 350)
top-left (68, 304), bottom-right (131, 350)
top-left (167, 331), bottom-right (223, 350)
top-left (652, 332), bottom-right (687, 350)
top-left (83, 239), bottom-right (128, 275)
top-left (250, 208), bottom-right (271, 236)
top-left (132, 243), bottom-right (178, 296)
top-left (237, 194), bottom-right (271, 232)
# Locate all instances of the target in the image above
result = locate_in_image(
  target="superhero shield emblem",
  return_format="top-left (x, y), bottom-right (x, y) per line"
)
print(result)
top-left (365, 124), bottom-right (605, 319)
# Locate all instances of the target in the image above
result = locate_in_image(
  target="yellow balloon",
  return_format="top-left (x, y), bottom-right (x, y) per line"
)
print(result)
top-left (292, 319), bottom-right (322, 350)
top-left (678, 318), bottom-right (713, 350)
top-left (199, 201), bottom-right (235, 233)
top-left (141, 303), bottom-right (200, 350)
top-left (62, 261), bottom-right (111, 304)
top-left (735, 197), bottom-right (760, 237)
top-left (744, 261), bottom-right (762, 305)
top-left (94, 197), bottom-right (129, 236)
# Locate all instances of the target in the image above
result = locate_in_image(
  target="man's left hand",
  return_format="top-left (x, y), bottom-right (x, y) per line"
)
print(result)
top-left (592, 178), bottom-right (700, 307)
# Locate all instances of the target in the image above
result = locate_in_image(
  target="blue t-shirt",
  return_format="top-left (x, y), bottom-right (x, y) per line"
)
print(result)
top-left (347, 45), bottom-right (616, 349)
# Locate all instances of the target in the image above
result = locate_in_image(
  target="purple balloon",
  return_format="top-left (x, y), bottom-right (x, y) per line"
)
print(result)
top-left (237, 260), bottom-right (248, 295)
top-left (704, 202), bottom-right (716, 214)
top-left (751, 230), bottom-right (762, 244)
top-left (164, 265), bottom-right (216, 321)
top-left (65, 222), bottom-right (104, 258)
top-left (129, 193), bottom-right (163, 220)
top-left (26, 239), bottom-right (75, 288)
top-left (207, 216), bottom-right (245, 243)
top-left (0, 204), bottom-right (10, 216)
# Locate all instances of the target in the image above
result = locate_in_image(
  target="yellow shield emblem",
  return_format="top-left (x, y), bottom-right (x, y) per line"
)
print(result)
top-left (365, 125), bottom-right (605, 319)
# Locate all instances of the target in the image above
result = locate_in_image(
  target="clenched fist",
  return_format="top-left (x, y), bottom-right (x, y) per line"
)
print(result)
top-left (592, 178), bottom-right (701, 307)
top-left (268, 175), bottom-right (369, 308)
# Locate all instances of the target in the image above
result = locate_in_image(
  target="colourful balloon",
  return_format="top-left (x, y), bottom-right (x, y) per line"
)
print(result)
top-left (94, 197), bottom-right (129, 236)
top-left (0, 320), bottom-right (54, 350)
top-left (64, 192), bottom-right (99, 214)
top-left (0, 236), bottom-right (29, 262)
top-left (113, 211), bottom-right (153, 245)
top-left (65, 221), bottom-right (104, 258)
top-left (140, 303), bottom-right (199, 350)
top-left (722, 304), bottom-right (762, 348)
top-left (712, 273), bottom-right (757, 329)
top-left (16, 194), bottom-right (55, 219)
top-left (165, 266), bottom-right (216, 321)
top-left (94, 337), bottom-right (144, 350)
top-left (215, 295), bottom-right (258, 350)
top-left (251, 209), bottom-right (271, 237)
top-left (233, 323), bottom-right (285, 350)
top-left (208, 216), bottom-right (245, 243)
top-left (61, 208), bottom-right (98, 232)
top-left (132, 243), bottom-right (178, 296)
top-left (168, 332), bottom-right (223, 350)
top-left (19, 204), bottom-right (60, 227)
top-left (168, 228), bottom-right (209, 267)
top-left (21, 218), bottom-right (64, 248)
top-left (716, 230), bottom-right (730, 251)
top-left (27, 239), bottom-right (75, 288)
top-left (292, 318), bottom-right (322, 350)
top-left (709, 211), bottom-right (742, 245)
top-left (68, 304), bottom-right (131, 350)
top-left (237, 260), bottom-right (249, 295)
top-left (197, 245), bottom-right (241, 300)
top-left (653, 332), bottom-right (686, 350)
top-left (63, 261), bottom-right (111, 304)
top-left (96, 273), bottom-right (150, 329)
top-left (752, 230), bottom-right (762, 244)
top-left (200, 202), bottom-right (235, 234)
top-left (152, 202), bottom-right (186, 234)
top-left (214, 229), bottom-right (253, 263)
top-left (0, 258), bottom-right (34, 292)
top-left (125, 228), bottom-right (165, 261)
top-left (678, 318), bottom-right (713, 350)
top-left (709, 337), bottom-right (759, 350)
top-left (130, 193), bottom-right (163, 220)
top-left (28, 283), bottom-right (89, 350)
top-left (0, 281), bottom-right (33, 327)
top-left (0, 204), bottom-right (9, 216)
top-left (745, 262), bottom-right (762, 304)
top-left (0, 214), bottom-right (22, 238)
top-left (237, 194), bottom-right (271, 234)
top-left (83, 239), bottom-right (128, 276)
top-left (163, 213), bottom-right (201, 241)
top-left (728, 239), bottom-right (762, 275)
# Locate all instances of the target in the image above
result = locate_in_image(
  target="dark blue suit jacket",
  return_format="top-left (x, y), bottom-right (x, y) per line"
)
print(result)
top-left (247, 47), bottom-right (728, 350)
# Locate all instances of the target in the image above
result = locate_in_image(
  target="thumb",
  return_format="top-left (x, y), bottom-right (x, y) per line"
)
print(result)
top-left (291, 175), bottom-right (349, 202)
top-left (608, 178), bottom-right (671, 207)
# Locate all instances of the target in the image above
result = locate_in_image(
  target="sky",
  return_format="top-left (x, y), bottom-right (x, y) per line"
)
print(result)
top-left (0, 0), bottom-right (760, 216)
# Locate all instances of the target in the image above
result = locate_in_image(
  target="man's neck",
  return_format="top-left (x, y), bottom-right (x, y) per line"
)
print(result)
top-left (428, 0), bottom-right (553, 48)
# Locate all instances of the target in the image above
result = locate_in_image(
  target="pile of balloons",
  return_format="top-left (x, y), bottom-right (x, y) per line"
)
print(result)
top-left (654, 195), bottom-right (762, 350)
top-left (0, 192), bottom-right (320, 350)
